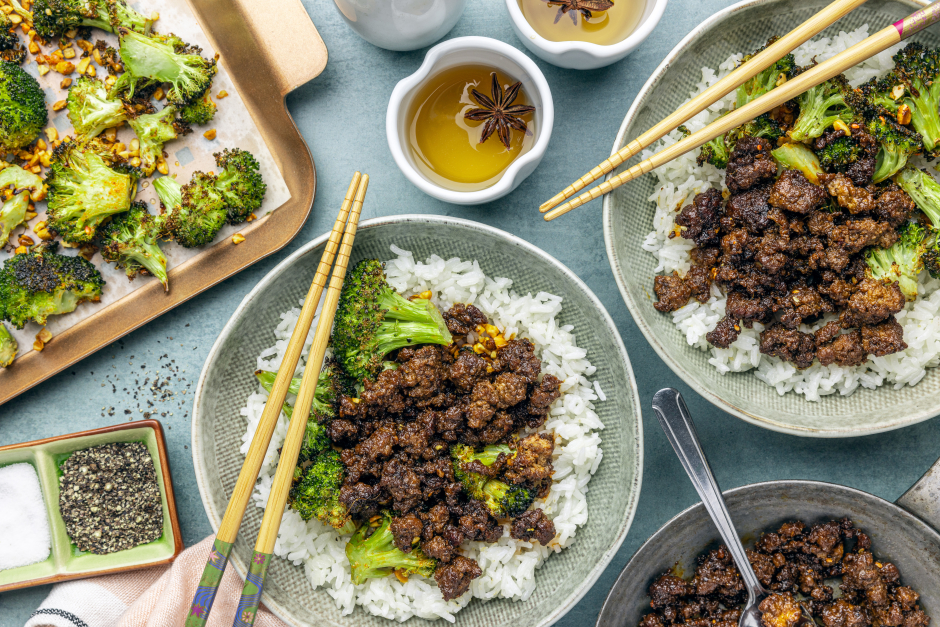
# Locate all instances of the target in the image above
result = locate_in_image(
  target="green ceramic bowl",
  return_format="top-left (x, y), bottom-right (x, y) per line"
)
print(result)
top-left (604, 0), bottom-right (939, 437)
top-left (0, 420), bottom-right (183, 592)
top-left (192, 215), bottom-right (643, 627)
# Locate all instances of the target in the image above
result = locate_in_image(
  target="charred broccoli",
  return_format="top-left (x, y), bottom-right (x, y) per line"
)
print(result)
top-left (33, 0), bottom-right (154, 37)
top-left (153, 173), bottom-right (226, 247)
top-left (127, 105), bottom-right (188, 175)
top-left (288, 448), bottom-right (349, 528)
top-left (0, 242), bottom-right (104, 328)
top-left (697, 133), bottom-right (732, 169)
top-left (66, 76), bottom-right (128, 138)
top-left (98, 201), bottom-right (169, 290)
top-left (866, 220), bottom-right (926, 301)
top-left (922, 230), bottom-right (940, 279)
top-left (179, 89), bottom-right (216, 125)
top-left (345, 512), bottom-right (437, 584)
top-left (0, 60), bottom-right (47, 152)
top-left (111, 28), bottom-right (216, 105)
top-left (452, 443), bottom-right (534, 519)
top-left (771, 142), bottom-right (823, 184)
top-left (0, 14), bottom-right (25, 64)
top-left (213, 148), bottom-right (265, 224)
top-left (0, 164), bottom-right (43, 247)
top-left (896, 166), bottom-right (940, 229)
top-left (735, 41), bottom-right (796, 108)
top-left (0, 321), bottom-right (15, 367)
top-left (331, 259), bottom-right (453, 382)
top-left (788, 75), bottom-right (855, 143)
top-left (45, 137), bottom-right (139, 243)
top-left (816, 133), bottom-right (862, 172)
top-left (696, 114), bottom-right (783, 169)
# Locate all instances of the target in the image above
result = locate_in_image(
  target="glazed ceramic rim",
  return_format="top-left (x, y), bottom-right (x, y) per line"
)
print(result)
top-left (193, 214), bottom-right (643, 627)
top-left (386, 37), bottom-right (555, 204)
top-left (602, 0), bottom-right (935, 437)
top-left (503, 0), bottom-right (668, 61)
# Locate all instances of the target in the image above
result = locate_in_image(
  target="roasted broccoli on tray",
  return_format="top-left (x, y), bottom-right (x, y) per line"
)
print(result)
top-left (153, 173), bottom-right (226, 248)
top-left (98, 201), bottom-right (169, 290)
top-left (214, 148), bottom-right (266, 224)
top-left (127, 105), bottom-right (189, 176)
top-left (66, 76), bottom-right (128, 138)
top-left (112, 28), bottom-right (216, 105)
top-left (33, 0), bottom-right (154, 37)
top-left (0, 60), bottom-right (47, 152)
top-left (0, 164), bottom-right (44, 247)
top-left (0, 321), bottom-right (16, 368)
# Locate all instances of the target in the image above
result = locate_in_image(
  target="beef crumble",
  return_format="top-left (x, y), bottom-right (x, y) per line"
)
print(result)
top-left (333, 303), bottom-right (561, 600)
top-left (654, 138), bottom-right (918, 368)
top-left (639, 519), bottom-right (930, 627)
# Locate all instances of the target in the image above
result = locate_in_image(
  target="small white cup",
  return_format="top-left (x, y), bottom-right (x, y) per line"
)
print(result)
top-left (387, 36), bottom-right (554, 205)
top-left (332, 0), bottom-right (468, 52)
top-left (504, 0), bottom-right (668, 70)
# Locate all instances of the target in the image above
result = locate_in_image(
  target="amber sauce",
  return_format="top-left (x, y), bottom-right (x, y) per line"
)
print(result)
top-left (407, 65), bottom-right (536, 192)
top-left (517, 0), bottom-right (646, 46)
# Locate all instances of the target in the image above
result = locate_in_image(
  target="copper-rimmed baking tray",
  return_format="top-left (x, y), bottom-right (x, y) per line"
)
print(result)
top-left (0, 0), bottom-right (327, 405)
top-left (0, 419), bottom-right (183, 592)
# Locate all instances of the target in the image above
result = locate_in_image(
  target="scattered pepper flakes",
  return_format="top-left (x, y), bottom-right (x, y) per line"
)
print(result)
top-left (232, 233), bottom-right (245, 245)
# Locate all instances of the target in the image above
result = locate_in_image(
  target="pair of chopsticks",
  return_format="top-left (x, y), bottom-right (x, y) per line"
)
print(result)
top-left (540, 0), bottom-right (940, 221)
top-left (185, 172), bottom-right (369, 627)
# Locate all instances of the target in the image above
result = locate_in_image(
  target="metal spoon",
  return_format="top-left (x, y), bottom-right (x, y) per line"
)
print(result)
top-left (651, 388), bottom-right (814, 627)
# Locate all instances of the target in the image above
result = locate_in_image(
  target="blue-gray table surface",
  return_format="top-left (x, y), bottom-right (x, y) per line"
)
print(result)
top-left (3, 0), bottom-right (940, 624)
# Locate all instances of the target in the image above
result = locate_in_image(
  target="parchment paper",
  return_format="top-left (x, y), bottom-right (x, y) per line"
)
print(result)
top-left (1, 0), bottom-right (291, 362)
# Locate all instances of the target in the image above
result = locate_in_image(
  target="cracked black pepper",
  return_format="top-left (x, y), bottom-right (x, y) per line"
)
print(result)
top-left (58, 442), bottom-right (163, 555)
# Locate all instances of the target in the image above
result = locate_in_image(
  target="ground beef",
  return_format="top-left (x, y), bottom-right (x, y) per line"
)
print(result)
top-left (841, 279), bottom-right (905, 327)
top-left (817, 329), bottom-right (867, 367)
top-left (434, 555), bottom-right (482, 600)
top-left (861, 318), bottom-right (907, 357)
top-left (725, 136), bottom-right (778, 193)
top-left (655, 273), bottom-right (693, 312)
top-left (442, 303), bottom-right (488, 337)
top-left (759, 324), bottom-right (816, 369)
top-left (677, 188), bottom-right (724, 246)
top-left (510, 508), bottom-right (555, 545)
top-left (706, 315), bottom-right (741, 348)
top-left (769, 169), bottom-right (828, 214)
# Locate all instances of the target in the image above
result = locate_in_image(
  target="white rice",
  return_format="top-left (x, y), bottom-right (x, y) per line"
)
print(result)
top-left (642, 25), bottom-right (940, 401)
top-left (239, 247), bottom-right (605, 621)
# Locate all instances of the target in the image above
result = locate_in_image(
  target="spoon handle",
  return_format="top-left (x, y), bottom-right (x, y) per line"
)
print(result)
top-left (651, 388), bottom-right (767, 598)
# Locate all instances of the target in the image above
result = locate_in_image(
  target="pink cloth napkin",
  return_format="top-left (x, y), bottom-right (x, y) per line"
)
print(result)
top-left (25, 537), bottom-right (288, 627)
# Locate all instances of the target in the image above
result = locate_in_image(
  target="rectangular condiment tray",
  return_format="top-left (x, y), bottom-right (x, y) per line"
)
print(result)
top-left (0, 420), bottom-right (183, 592)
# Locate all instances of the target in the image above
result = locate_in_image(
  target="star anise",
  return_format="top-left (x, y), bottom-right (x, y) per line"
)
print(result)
top-left (544, 0), bottom-right (614, 25)
top-left (464, 73), bottom-right (536, 150)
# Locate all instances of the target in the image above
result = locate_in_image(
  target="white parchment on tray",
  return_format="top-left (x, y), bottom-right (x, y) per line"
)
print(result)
top-left (2, 0), bottom-right (291, 361)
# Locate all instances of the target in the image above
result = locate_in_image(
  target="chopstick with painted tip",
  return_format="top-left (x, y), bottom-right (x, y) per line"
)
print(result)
top-left (184, 172), bottom-right (364, 627)
top-left (543, 2), bottom-right (940, 222)
top-left (232, 175), bottom-right (369, 627)
top-left (538, 0), bottom-right (870, 214)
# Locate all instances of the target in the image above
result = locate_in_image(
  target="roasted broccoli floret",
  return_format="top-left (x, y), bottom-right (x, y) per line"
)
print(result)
top-left (452, 443), bottom-right (534, 518)
top-left (153, 173), bottom-right (226, 247)
top-left (695, 114), bottom-right (782, 169)
top-left (856, 107), bottom-right (924, 183)
top-left (875, 43), bottom-right (940, 153)
top-left (98, 201), bottom-right (169, 290)
top-left (66, 76), bottom-right (128, 138)
top-left (0, 321), bottom-right (15, 367)
top-left (0, 14), bottom-right (25, 64)
top-left (288, 449), bottom-right (349, 528)
top-left (896, 166), bottom-right (940, 229)
top-left (741, 113), bottom-right (785, 143)
top-left (331, 259), bottom-right (453, 382)
top-left (0, 60), bottom-right (47, 152)
top-left (788, 75), bottom-right (854, 143)
top-left (866, 220), bottom-right (926, 301)
top-left (111, 28), bottom-right (216, 105)
top-left (922, 230), bottom-right (940, 279)
top-left (735, 40), bottom-right (796, 108)
top-left (0, 164), bottom-right (43, 247)
top-left (345, 512), bottom-right (437, 584)
top-left (771, 142), bottom-right (823, 184)
top-left (816, 133), bottom-right (861, 172)
top-left (45, 137), bottom-right (139, 243)
top-left (33, 0), bottom-right (154, 37)
top-left (213, 148), bottom-right (265, 224)
top-left (127, 105), bottom-right (188, 176)
top-left (179, 89), bottom-right (216, 125)
top-left (697, 133), bottom-right (732, 169)
top-left (0, 241), bottom-right (104, 328)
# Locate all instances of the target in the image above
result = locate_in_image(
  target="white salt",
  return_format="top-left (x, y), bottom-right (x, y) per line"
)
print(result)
top-left (0, 463), bottom-right (51, 570)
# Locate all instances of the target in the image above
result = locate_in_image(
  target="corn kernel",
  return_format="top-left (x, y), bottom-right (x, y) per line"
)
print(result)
top-left (417, 290), bottom-right (433, 300)
top-left (28, 41), bottom-right (38, 54)
top-left (52, 98), bottom-right (67, 111)
top-left (37, 328), bottom-right (52, 343)
top-left (76, 56), bottom-right (90, 74)
top-left (203, 129), bottom-right (217, 140)
top-left (85, 64), bottom-right (96, 77)
top-left (493, 335), bottom-right (508, 348)
top-left (232, 233), bottom-right (245, 245)
top-left (14, 246), bottom-right (27, 255)
top-left (37, 63), bottom-right (49, 76)
top-left (217, 90), bottom-right (228, 99)
top-left (484, 324), bottom-right (500, 336)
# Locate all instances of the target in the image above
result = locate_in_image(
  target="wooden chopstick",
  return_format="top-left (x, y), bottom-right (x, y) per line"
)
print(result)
top-left (185, 172), bottom-right (363, 627)
top-left (539, 0), bottom-right (869, 213)
top-left (544, 2), bottom-right (940, 222)
top-left (232, 175), bottom-right (369, 627)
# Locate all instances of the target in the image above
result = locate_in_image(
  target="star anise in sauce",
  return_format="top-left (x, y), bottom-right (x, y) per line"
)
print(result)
top-left (544, 0), bottom-right (614, 24)
top-left (464, 73), bottom-right (536, 150)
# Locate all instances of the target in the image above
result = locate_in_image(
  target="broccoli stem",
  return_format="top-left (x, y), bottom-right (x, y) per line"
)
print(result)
top-left (153, 175), bottom-right (182, 210)
top-left (0, 321), bottom-right (16, 368)
top-left (0, 191), bottom-right (29, 247)
top-left (372, 320), bottom-right (453, 360)
top-left (897, 167), bottom-right (940, 229)
top-left (771, 143), bottom-right (823, 184)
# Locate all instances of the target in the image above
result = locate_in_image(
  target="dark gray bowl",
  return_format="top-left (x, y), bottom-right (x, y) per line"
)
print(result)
top-left (603, 0), bottom-right (940, 436)
top-left (192, 215), bottom-right (643, 626)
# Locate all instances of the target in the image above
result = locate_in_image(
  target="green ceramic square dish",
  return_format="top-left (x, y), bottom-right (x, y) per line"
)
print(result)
top-left (0, 419), bottom-right (183, 592)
